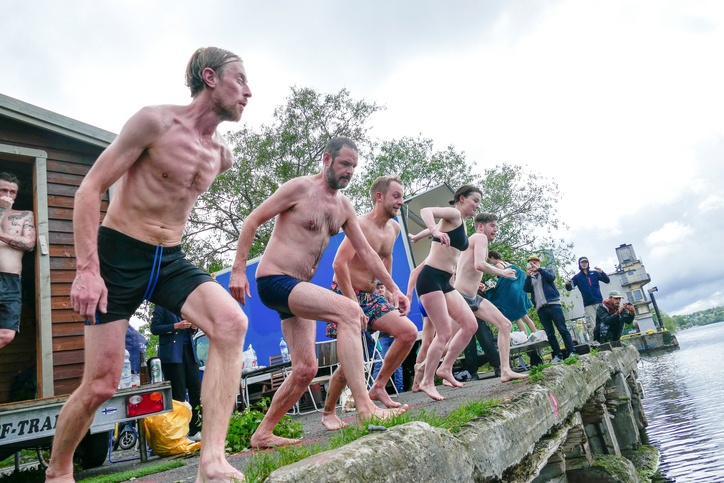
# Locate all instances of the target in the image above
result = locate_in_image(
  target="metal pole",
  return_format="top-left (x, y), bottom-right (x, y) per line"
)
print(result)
top-left (650, 292), bottom-right (664, 331)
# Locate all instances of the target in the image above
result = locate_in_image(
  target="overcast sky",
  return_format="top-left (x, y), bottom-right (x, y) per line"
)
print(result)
top-left (2, 0), bottom-right (722, 316)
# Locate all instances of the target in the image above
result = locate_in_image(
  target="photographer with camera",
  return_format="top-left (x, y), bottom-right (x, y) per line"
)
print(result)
top-left (594, 290), bottom-right (635, 343)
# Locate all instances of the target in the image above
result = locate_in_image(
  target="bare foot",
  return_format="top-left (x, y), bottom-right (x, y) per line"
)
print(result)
top-left (436, 368), bottom-right (464, 388)
top-left (412, 362), bottom-right (425, 392)
top-left (500, 369), bottom-right (529, 382)
top-left (321, 410), bottom-right (348, 431)
top-left (369, 385), bottom-right (401, 408)
top-left (45, 471), bottom-right (75, 483)
top-left (196, 460), bottom-right (245, 482)
top-left (357, 403), bottom-right (409, 425)
top-left (250, 433), bottom-right (302, 450)
top-left (419, 383), bottom-right (445, 401)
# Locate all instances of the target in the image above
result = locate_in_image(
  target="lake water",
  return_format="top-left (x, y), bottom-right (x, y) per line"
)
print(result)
top-left (637, 321), bottom-right (724, 482)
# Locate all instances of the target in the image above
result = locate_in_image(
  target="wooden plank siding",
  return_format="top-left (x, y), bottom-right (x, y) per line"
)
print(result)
top-left (0, 115), bottom-right (111, 401)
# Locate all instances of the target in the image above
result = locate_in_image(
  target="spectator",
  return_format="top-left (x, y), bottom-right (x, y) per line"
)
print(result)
top-left (487, 250), bottom-right (537, 335)
top-left (594, 290), bottom-right (635, 343)
top-left (151, 305), bottom-right (203, 441)
top-left (0, 171), bottom-right (36, 350)
top-left (565, 257), bottom-right (610, 331)
top-left (524, 255), bottom-right (576, 364)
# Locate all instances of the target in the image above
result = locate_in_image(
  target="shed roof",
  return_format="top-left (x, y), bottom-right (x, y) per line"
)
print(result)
top-left (0, 92), bottom-right (115, 148)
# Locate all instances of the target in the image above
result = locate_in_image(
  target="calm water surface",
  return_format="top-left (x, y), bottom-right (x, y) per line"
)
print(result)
top-left (637, 321), bottom-right (724, 482)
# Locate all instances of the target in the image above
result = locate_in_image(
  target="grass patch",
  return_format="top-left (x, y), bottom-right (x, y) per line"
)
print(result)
top-left (241, 398), bottom-right (502, 482)
top-left (77, 460), bottom-right (185, 483)
top-left (564, 353), bottom-right (580, 365)
top-left (226, 399), bottom-right (304, 454)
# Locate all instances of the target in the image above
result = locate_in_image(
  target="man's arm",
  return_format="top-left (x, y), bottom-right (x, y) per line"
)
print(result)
top-left (71, 106), bottom-right (165, 323)
top-left (229, 179), bottom-right (304, 304)
top-left (564, 274), bottom-right (576, 291)
top-left (331, 236), bottom-right (358, 300)
top-left (598, 271), bottom-right (610, 284)
top-left (342, 203), bottom-right (409, 315)
top-left (470, 235), bottom-right (515, 279)
top-left (150, 306), bottom-right (177, 335)
top-left (0, 211), bottom-right (36, 251)
top-left (406, 261), bottom-right (426, 301)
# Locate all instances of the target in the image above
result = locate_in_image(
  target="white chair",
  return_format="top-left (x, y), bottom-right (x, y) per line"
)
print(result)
top-left (362, 331), bottom-right (399, 397)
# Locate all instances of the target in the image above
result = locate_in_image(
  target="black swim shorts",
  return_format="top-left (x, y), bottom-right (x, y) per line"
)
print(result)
top-left (461, 292), bottom-right (484, 312)
top-left (415, 265), bottom-right (455, 296)
top-left (0, 272), bottom-right (22, 332)
top-left (93, 226), bottom-right (214, 325)
top-left (256, 275), bottom-right (303, 320)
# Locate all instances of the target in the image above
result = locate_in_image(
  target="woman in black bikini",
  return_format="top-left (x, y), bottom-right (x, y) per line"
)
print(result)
top-left (410, 185), bottom-right (482, 401)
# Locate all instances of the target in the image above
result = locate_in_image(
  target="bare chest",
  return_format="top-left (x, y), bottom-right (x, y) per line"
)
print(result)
top-left (292, 196), bottom-right (347, 237)
top-left (1, 211), bottom-right (28, 235)
top-left (145, 127), bottom-right (225, 196)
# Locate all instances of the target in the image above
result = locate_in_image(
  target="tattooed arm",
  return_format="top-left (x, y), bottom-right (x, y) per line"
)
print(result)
top-left (0, 211), bottom-right (36, 251)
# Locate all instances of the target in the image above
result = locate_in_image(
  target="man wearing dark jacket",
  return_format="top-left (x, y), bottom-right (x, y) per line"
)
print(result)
top-left (523, 255), bottom-right (576, 364)
top-left (594, 290), bottom-right (635, 343)
top-left (565, 257), bottom-right (610, 330)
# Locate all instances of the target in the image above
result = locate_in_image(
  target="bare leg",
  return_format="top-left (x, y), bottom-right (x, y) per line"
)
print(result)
top-left (434, 292), bottom-right (477, 388)
top-left (475, 300), bottom-right (528, 382)
top-left (412, 316), bottom-right (433, 392)
top-left (418, 292), bottom-right (456, 400)
top-left (284, 283), bottom-right (408, 425)
top-left (521, 315), bottom-right (537, 334)
top-left (182, 283), bottom-right (248, 482)
top-left (46, 320), bottom-right (128, 483)
top-left (0, 328), bottom-right (16, 349)
top-left (367, 312), bottom-right (417, 408)
top-left (321, 365), bottom-right (348, 430)
top-left (251, 316), bottom-right (316, 449)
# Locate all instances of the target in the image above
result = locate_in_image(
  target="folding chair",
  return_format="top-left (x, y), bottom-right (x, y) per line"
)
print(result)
top-left (362, 331), bottom-right (399, 396)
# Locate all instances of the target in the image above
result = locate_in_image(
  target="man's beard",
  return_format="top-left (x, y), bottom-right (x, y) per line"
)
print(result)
top-left (325, 168), bottom-right (350, 190)
top-left (216, 103), bottom-right (241, 122)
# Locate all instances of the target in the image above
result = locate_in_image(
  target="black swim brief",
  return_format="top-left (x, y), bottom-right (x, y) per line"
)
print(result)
top-left (94, 226), bottom-right (214, 325)
top-left (256, 275), bottom-right (303, 320)
top-left (0, 272), bottom-right (22, 332)
top-left (415, 265), bottom-right (455, 296)
top-left (461, 292), bottom-right (484, 312)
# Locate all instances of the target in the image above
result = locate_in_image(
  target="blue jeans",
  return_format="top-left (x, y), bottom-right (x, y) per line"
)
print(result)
top-left (370, 334), bottom-right (403, 392)
top-left (537, 304), bottom-right (575, 359)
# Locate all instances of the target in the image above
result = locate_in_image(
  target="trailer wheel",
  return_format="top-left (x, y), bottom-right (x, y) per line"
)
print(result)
top-left (74, 431), bottom-right (110, 469)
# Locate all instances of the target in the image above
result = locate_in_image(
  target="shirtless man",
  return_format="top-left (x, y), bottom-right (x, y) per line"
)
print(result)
top-left (229, 138), bottom-right (409, 448)
top-left (46, 47), bottom-right (251, 483)
top-left (320, 176), bottom-right (417, 430)
top-left (0, 172), bottom-right (36, 350)
top-left (454, 213), bottom-right (528, 382)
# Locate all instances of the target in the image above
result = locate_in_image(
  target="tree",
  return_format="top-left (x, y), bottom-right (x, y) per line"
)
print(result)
top-left (345, 135), bottom-right (480, 212)
top-left (183, 86), bottom-right (383, 270)
top-left (481, 164), bottom-right (574, 271)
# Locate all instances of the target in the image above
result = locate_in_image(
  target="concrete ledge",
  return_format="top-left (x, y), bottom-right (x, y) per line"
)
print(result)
top-left (265, 346), bottom-right (641, 482)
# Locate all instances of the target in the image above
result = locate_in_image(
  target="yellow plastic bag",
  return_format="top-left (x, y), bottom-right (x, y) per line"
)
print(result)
top-left (141, 400), bottom-right (202, 456)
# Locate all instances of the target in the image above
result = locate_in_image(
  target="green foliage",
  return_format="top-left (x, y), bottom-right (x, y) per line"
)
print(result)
top-left (345, 135), bottom-right (479, 212)
top-left (669, 306), bottom-right (724, 329)
top-left (241, 399), bottom-right (500, 482)
top-left (563, 353), bottom-right (580, 365)
top-left (77, 461), bottom-right (185, 483)
top-left (528, 363), bottom-right (550, 382)
top-left (225, 399), bottom-right (303, 454)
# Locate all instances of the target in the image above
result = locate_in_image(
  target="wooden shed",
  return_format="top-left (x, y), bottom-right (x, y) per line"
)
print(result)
top-left (0, 93), bottom-right (115, 402)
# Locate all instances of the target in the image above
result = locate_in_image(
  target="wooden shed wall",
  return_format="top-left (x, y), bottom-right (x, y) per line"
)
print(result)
top-left (0, 117), bottom-right (109, 397)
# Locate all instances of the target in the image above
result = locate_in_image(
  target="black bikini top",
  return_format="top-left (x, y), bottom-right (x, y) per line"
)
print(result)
top-left (431, 223), bottom-right (469, 251)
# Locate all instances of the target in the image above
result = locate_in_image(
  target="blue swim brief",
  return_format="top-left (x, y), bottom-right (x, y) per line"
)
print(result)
top-left (256, 275), bottom-right (303, 320)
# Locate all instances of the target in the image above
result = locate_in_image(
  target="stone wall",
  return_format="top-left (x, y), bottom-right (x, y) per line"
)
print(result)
top-left (266, 346), bottom-right (652, 482)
